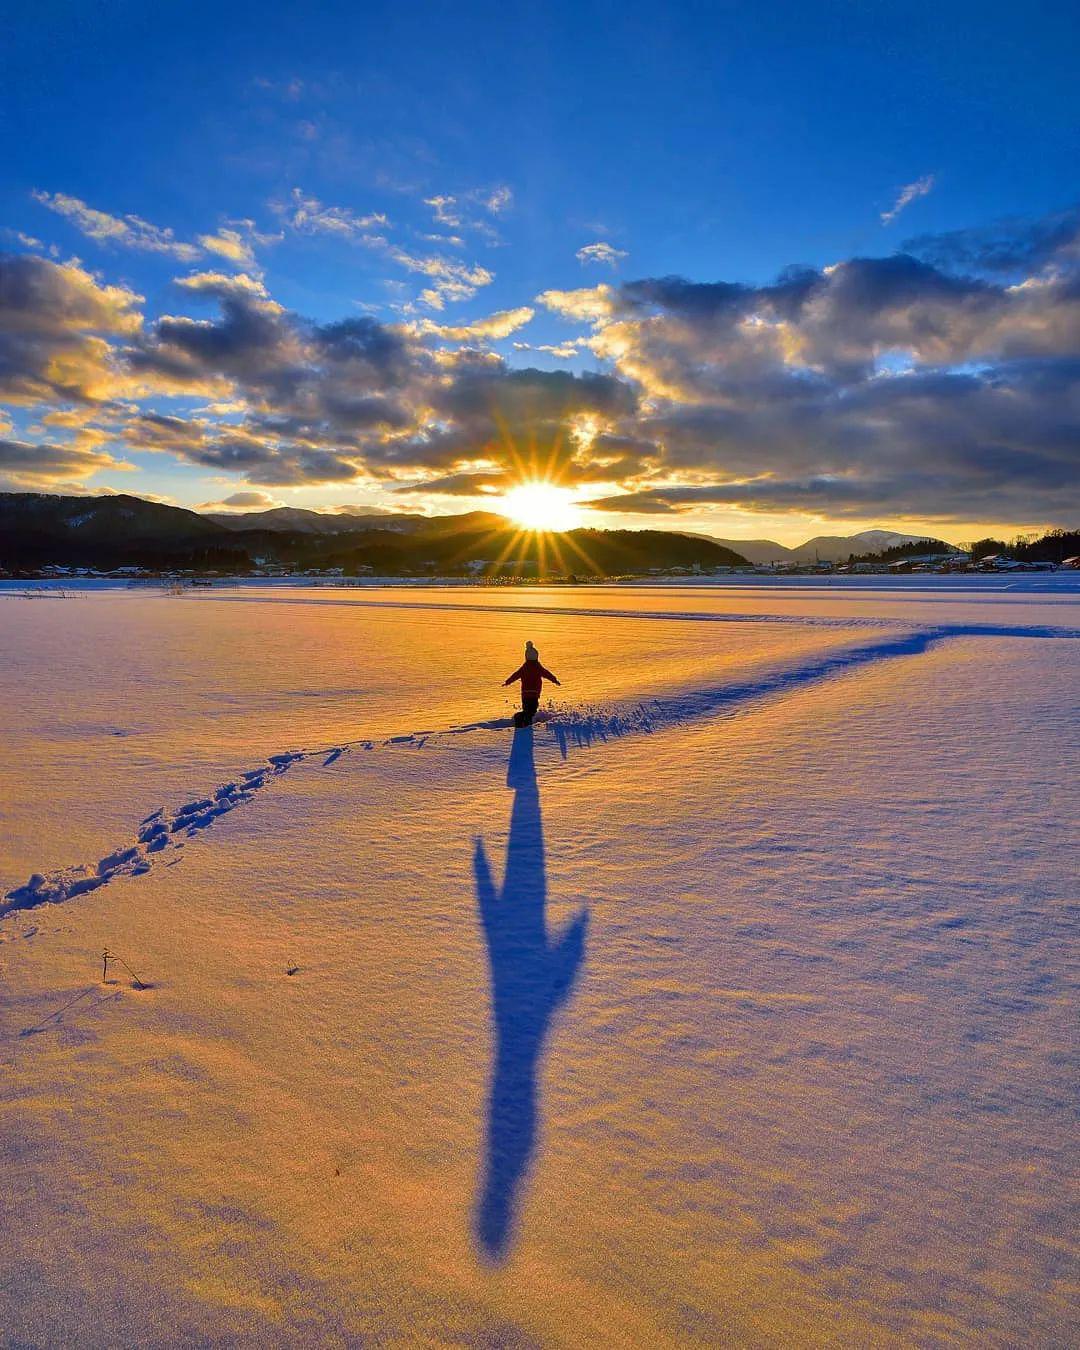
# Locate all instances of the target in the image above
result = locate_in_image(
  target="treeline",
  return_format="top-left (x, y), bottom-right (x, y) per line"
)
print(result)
top-left (319, 524), bottom-right (749, 575)
top-left (846, 528), bottom-right (1078, 566)
top-left (847, 538), bottom-right (954, 564)
top-left (965, 528), bottom-right (1079, 563)
top-left (0, 492), bottom-right (749, 576)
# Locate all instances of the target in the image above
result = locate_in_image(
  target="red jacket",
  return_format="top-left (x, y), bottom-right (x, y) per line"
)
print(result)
top-left (504, 661), bottom-right (559, 697)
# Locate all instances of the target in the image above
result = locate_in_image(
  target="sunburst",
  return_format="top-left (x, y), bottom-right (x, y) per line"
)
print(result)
top-left (498, 481), bottom-right (583, 532)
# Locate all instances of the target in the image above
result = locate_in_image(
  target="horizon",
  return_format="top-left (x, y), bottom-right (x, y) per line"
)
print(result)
top-left (2, 2), bottom-right (1078, 547)
top-left (3, 484), bottom-right (989, 552)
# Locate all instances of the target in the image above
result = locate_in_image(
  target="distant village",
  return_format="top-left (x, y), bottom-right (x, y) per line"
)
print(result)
top-left (2, 497), bottom-right (1076, 585)
top-left (9, 548), bottom-right (1080, 586)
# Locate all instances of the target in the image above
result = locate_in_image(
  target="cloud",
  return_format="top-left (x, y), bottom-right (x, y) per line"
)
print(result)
top-left (0, 435), bottom-right (122, 486)
top-left (576, 242), bottom-right (628, 267)
top-left (33, 191), bottom-right (202, 260)
top-left (410, 306), bottom-right (534, 342)
top-left (420, 187), bottom-right (511, 245)
top-left (118, 289), bottom-right (433, 485)
top-left (388, 248), bottom-right (494, 309)
top-left (33, 192), bottom-right (277, 272)
top-left (273, 188), bottom-right (389, 240)
top-left (269, 191), bottom-right (492, 309)
top-left (881, 174), bottom-right (936, 226)
top-left (174, 271), bottom-right (276, 301)
top-left (378, 362), bottom-right (638, 484)
top-left (476, 186), bottom-right (512, 215)
top-left (115, 264), bottom-right (634, 488)
top-left (418, 232), bottom-right (465, 248)
top-left (6, 199), bottom-right (1078, 526)
top-left (393, 469), bottom-right (512, 496)
top-left (198, 228), bottom-right (258, 269)
top-left (125, 271), bottom-right (296, 399)
top-left (0, 252), bottom-right (144, 405)
top-left (534, 238), bottom-right (1080, 521)
top-left (513, 340), bottom-right (586, 359)
top-left (536, 284), bottom-right (617, 320)
top-left (424, 195), bottom-right (462, 227)
top-left (583, 477), bottom-right (881, 514)
top-left (541, 255), bottom-right (1080, 398)
top-left (196, 489), bottom-right (283, 510)
top-left (903, 204), bottom-right (1080, 275)
top-left (125, 409), bottom-right (367, 486)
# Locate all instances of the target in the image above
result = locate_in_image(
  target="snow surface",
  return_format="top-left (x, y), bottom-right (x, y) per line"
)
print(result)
top-left (1, 581), bottom-right (1077, 1346)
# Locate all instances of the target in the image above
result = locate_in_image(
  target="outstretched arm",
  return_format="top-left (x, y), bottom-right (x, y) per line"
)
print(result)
top-left (503, 664), bottom-right (524, 686)
top-left (538, 664), bottom-right (561, 686)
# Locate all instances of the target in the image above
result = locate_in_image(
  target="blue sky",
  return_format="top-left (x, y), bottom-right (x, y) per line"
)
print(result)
top-left (1, 0), bottom-right (1077, 543)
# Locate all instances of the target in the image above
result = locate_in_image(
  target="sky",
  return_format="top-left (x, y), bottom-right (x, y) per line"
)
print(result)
top-left (1, 0), bottom-right (1077, 546)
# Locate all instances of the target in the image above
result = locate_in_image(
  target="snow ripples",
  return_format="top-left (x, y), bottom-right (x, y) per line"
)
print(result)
top-left (4, 619), bottom-right (1075, 916)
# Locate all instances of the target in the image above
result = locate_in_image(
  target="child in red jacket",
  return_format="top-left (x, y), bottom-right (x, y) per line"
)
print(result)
top-left (503, 640), bottom-right (560, 726)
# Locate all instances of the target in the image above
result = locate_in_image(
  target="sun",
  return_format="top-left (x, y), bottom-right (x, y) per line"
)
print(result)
top-left (498, 482), bottom-right (583, 532)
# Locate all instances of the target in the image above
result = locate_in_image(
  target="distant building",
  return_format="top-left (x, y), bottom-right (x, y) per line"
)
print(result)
top-left (889, 552), bottom-right (967, 572)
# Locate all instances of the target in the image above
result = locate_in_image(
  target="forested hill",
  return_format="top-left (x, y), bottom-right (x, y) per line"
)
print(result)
top-left (0, 492), bottom-right (749, 574)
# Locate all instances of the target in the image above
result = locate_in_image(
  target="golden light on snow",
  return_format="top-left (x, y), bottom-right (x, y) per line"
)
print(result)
top-left (498, 481), bottom-right (583, 533)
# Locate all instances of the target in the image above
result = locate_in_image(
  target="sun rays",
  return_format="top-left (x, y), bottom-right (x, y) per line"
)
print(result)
top-left (498, 482), bottom-right (583, 532)
top-left (434, 417), bottom-right (604, 577)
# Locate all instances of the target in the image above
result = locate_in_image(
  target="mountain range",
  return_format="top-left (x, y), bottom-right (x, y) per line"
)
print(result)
top-left (0, 493), bottom-right (750, 574)
top-left (204, 506), bottom-right (428, 535)
top-left (0, 493), bottom-right (945, 574)
top-left (708, 529), bottom-right (933, 564)
top-left (206, 507), bottom-right (932, 561)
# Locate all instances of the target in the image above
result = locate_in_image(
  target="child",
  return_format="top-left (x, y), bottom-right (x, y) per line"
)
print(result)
top-left (503, 640), bottom-right (560, 726)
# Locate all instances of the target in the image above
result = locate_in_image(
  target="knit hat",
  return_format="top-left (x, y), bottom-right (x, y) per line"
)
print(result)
top-left (524, 640), bottom-right (539, 661)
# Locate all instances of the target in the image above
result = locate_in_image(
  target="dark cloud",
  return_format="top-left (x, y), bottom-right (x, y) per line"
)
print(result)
top-left (127, 273), bottom-right (305, 399)
top-left (536, 239), bottom-right (1080, 521)
top-left (592, 355), bottom-right (1080, 520)
top-left (0, 435), bottom-right (119, 485)
top-left (313, 316), bottom-right (416, 386)
top-left (124, 411), bottom-right (366, 485)
top-left (200, 490), bottom-right (280, 509)
top-left (393, 469), bottom-right (512, 496)
top-left (904, 204), bottom-right (1080, 276)
top-left (434, 363), bottom-right (635, 424)
top-left (120, 276), bottom-right (437, 481)
top-left (0, 252), bottom-right (141, 404)
top-left (584, 478), bottom-right (882, 514)
top-left (375, 363), bottom-right (639, 481)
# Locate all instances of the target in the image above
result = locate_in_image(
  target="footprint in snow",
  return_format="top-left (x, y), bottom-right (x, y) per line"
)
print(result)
top-left (0, 925), bottom-right (37, 943)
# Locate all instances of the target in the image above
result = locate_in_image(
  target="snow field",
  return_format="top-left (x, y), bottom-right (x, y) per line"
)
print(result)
top-left (1, 584), bottom-right (1076, 1346)
top-left (0, 588), bottom-right (903, 893)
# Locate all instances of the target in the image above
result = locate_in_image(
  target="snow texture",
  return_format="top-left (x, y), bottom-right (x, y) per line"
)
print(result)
top-left (1, 579), bottom-right (1076, 1346)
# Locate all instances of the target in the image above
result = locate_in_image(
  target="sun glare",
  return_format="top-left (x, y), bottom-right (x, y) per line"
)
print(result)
top-left (499, 482), bottom-right (583, 532)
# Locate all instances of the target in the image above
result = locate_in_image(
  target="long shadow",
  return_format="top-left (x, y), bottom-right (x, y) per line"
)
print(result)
top-left (472, 727), bottom-right (588, 1263)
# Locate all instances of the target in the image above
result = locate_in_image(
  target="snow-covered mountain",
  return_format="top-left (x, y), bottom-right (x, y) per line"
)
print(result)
top-left (0, 491), bottom-right (221, 542)
top-left (788, 529), bottom-right (934, 562)
top-left (205, 506), bottom-right (428, 534)
top-left (711, 528), bottom-right (935, 564)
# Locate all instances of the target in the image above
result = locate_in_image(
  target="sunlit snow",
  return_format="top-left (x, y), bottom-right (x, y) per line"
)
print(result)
top-left (1, 579), bottom-right (1076, 1345)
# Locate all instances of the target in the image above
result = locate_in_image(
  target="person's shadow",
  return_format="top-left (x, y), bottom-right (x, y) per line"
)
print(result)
top-left (472, 726), bottom-right (589, 1263)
